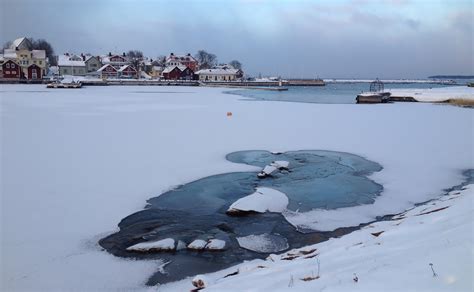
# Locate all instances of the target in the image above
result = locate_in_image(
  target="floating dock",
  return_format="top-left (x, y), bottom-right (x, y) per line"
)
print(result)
top-left (46, 82), bottom-right (82, 89)
top-left (356, 92), bottom-right (391, 104)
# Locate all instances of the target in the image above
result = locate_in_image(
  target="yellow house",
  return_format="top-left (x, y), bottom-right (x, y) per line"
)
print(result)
top-left (3, 37), bottom-right (48, 78)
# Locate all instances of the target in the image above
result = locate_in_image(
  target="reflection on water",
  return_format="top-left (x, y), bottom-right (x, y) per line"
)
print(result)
top-left (99, 150), bottom-right (383, 285)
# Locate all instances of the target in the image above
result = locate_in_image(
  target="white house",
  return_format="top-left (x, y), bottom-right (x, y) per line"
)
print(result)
top-left (58, 54), bottom-right (86, 76)
top-left (196, 67), bottom-right (243, 82)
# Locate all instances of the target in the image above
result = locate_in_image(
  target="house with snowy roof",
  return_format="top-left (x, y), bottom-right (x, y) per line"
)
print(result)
top-left (2, 60), bottom-right (21, 79)
top-left (162, 65), bottom-right (197, 80)
top-left (196, 67), bottom-right (243, 82)
top-left (84, 55), bottom-right (102, 73)
top-left (118, 64), bottom-right (137, 78)
top-left (97, 64), bottom-right (118, 79)
top-left (1, 37), bottom-right (48, 80)
top-left (58, 54), bottom-right (86, 76)
top-left (165, 53), bottom-right (198, 71)
top-left (10, 37), bottom-right (31, 51)
top-left (101, 53), bottom-right (129, 69)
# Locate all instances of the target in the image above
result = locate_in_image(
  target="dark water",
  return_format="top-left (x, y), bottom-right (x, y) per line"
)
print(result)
top-left (228, 82), bottom-right (456, 104)
top-left (99, 150), bottom-right (383, 285)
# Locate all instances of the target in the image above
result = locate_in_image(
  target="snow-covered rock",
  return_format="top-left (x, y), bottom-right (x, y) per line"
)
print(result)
top-left (187, 239), bottom-right (207, 250)
top-left (237, 233), bottom-right (289, 253)
top-left (257, 165), bottom-right (277, 178)
top-left (205, 239), bottom-right (226, 250)
top-left (226, 187), bottom-right (289, 215)
top-left (270, 160), bottom-right (289, 169)
top-left (192, 275), bottom-right (212, 289)
top-left (126, 238), bottom-right (175, 252)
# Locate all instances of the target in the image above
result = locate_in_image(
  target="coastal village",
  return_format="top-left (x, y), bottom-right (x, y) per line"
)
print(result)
top-left (0, 37), bottom-right (244, 83)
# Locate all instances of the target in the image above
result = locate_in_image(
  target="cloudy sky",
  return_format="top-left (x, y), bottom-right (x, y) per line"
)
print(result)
top-left (1, 0), bottom-right (472, 78)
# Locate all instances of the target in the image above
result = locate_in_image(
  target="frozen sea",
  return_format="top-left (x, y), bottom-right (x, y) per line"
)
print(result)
top-left (1, 84), bottom-right (472, 291)
top-left (229, 82), bottom-right (457, 104)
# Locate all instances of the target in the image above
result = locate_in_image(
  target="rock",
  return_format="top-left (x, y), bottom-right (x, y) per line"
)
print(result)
top-left (205, 239), bottom-right (226, 250)
top-left (187, 239), bottom-right (207, 250)
top-left (271, 160), bottom-right (290, 169)
top-left (192, 275), bottom-right (211, 289)
top-left (126, 238), bottom-right (175, 252)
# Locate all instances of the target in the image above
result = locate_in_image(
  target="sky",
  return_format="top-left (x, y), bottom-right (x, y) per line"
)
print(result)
top-left (1, 0), bottom-right (472, 78)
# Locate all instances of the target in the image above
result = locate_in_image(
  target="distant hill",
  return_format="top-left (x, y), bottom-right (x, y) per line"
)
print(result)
top-left (428, 75), bottom-right (474, 79)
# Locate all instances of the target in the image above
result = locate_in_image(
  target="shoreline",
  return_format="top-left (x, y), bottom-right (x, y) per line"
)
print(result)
top-left (160, 170), bottom-right (474, 291)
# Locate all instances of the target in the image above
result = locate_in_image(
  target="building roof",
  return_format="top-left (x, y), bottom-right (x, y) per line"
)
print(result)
top-left (118, 65), bottom-right (136, 72)
top-left (196, 68), bottom-right (240, 75)
top-left (101, 55), bottom-right (128, 64)
top-left (97, 64), bottom-right (116, 72)
top-left (58, 54), bottom-right (85, 67)
top-left (32, 50), bottom-right (46, 59)
top-left (3, 49), bottom-right (17, 59)
top-left (11, 37), bottom-right (31, 50)
top-left (166, 53), bottom-right (197, 63)
top-left (162, 65), bottom-right (180, 74)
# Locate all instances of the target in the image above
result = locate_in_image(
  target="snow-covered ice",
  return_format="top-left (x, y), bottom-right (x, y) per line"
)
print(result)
top-left (126, 238), bottom-right (175, 252)
top-left (227, 187), bottom-right (289, 214)
top-left (1, 84), bottom-right (472, 290)
top-left (237, 234), bottom-right (289, 253)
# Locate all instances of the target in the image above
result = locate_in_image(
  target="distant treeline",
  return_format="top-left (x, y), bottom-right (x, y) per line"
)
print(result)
top-left (429, 75), bottom-right (474, 79)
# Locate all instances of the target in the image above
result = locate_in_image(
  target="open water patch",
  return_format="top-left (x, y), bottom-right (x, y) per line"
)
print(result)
top-left (99, 150), bottom-right (383, 285)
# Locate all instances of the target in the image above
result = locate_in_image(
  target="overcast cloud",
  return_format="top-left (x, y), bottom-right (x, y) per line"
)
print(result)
top-left (1, 0), bottom-right (472, 78)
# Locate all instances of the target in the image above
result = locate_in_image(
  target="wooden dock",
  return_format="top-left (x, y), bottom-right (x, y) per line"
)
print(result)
top-left (356, 92), bottom-right (391, 104)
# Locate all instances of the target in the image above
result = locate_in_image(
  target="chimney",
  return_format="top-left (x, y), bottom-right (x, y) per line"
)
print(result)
top-left (108, 52), bottom-right (112, 56)
top-left (122, 52), bottom-right (126, 57)
top-left (170, 52), bottom-right (174, 56)
top-left (187, 53), bottom-right (191, 56)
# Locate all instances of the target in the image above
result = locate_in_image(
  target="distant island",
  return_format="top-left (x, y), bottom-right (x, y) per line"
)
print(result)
top-left (428, 75), bottom-right (474, 79)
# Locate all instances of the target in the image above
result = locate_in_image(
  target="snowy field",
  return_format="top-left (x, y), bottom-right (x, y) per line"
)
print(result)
top-left (1, 84), bottom-right (473, 291)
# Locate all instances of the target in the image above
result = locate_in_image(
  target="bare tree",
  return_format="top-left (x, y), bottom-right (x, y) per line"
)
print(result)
top-left (153, 55), bottom-right (167, 67)
top-left (229, 60), bottom-right (242, 70)
top-left (195, 50), bottom-right (217, 70)
top-left (33, 39), bottom-right (56, 65)
top-left (127, 50), bottom-right (144, 69)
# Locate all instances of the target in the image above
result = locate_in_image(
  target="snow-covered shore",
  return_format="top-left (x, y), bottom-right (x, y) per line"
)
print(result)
top-left (359, 86), bottom-right (474, 102)
top-left (1, 85), bottom-right (472, 290)
top-left (162, 184), bottom-right (473, 291)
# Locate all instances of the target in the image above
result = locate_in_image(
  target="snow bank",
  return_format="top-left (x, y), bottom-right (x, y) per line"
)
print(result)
top-left (227, 187), bottom-right (289, 214)
top-left (161, 184), bottom-right (474, 291)
top-left (126, 238), bottom-right (175, 252)
top-left (389, 86), bottom-right (474, 102)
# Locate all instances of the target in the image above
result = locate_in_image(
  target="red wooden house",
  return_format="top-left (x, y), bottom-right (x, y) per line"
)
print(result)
top-left (180, 66), bottom-right (196, 80)
top-left (2, 60), bottom-right (20, 79)
top-left (98, 64), bottom-right (118, 79)
top-left (27, 64), bottom-right (43, 80)
top-left (118, 65), bottom-right (137, 78)
top-left (162, 66), bottom-right (182, 80)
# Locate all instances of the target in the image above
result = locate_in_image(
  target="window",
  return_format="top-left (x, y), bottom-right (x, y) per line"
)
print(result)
top-left (39, 61), bottom-right (42, 65)
top-left (6, 63), bottom-right (10, 68)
